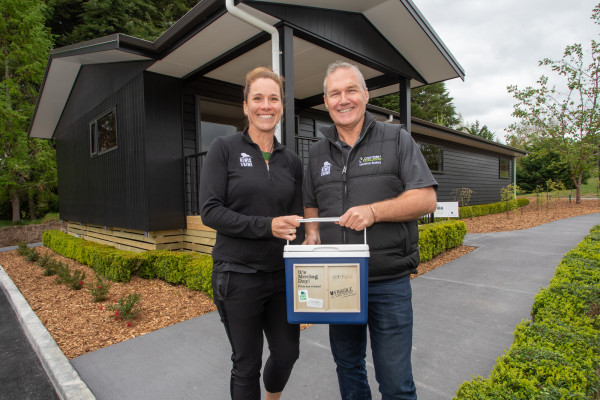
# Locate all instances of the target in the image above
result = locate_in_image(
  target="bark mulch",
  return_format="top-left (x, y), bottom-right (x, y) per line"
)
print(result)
top-left (1, 197), bottom-right (598, 359)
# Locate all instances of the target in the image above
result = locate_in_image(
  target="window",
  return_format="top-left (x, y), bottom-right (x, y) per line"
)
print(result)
top-left (200, 121), bottom-right (237, 152)
top-left (418, 142), bottom-right (443, 173)
top-left (499, 158), bottom-right (510, 179)
top-left (90, 107), bottom-right (117, 156)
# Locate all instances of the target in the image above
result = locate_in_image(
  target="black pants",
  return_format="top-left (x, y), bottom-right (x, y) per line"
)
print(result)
top-left (212, 269), bottom-right (300, 400)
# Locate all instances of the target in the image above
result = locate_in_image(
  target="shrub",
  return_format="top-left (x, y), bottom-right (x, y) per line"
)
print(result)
top-left (418, 220), bottom-right (467, 262)
top-left (108, 293), bottom-right (141, 321)
top-left (453, 225), bottom-right (600, 399)
top-left (87, 275), bottom-right (111, 302)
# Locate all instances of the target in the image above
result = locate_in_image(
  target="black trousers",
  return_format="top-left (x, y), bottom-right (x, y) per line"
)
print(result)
top-left (212, 269), bottom-right (300, 400)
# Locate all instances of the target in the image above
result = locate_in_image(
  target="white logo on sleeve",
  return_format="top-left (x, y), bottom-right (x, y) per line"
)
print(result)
top-left (321, 161), bottom-right (331, 176)
top-left (240, 153), bottom-right (253, 167)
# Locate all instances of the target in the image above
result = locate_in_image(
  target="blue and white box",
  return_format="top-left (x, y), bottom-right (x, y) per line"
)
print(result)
top-left (284, 218), bottom-right (369, 324)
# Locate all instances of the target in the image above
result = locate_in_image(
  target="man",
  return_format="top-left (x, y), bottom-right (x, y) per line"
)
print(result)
top-left (303, 61), bottom-right (438, 400)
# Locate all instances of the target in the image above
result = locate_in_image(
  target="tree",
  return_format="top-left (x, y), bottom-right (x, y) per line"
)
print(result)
top-left (0, 0), bottom-right (55, 221)
top-left (507, 3), bottom-right (600, 204)
top-left (516, 142), bottom-right (590, 193)
top-left (46, 0), bottom-right (199, 46)
top-left (370, 82), bottom-right (460, 128)
top-left (460, 120), bottom-right (495, 141)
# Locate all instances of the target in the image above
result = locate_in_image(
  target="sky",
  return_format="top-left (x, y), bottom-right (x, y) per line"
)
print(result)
top-left (414, 0), bottom-right (599, 143)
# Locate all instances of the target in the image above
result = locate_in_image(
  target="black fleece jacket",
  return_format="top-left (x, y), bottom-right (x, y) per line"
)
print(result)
top-left (199, 130), bottom-right (303, 272)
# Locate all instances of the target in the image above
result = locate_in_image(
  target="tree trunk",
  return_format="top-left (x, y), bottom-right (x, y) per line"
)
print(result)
top-left (573, 171), bottom-right (582, 204)
top-left (11, 190), bottom-right (20, 222)
top-left (28, 192), bottom-right (36, 220)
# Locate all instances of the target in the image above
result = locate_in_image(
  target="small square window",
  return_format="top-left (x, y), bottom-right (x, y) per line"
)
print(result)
top-left (418, 142), bottom-right (443, 173)
top-left (90, 107), bottom-right (117, 157)
top-left (499, 158), bottom-right (510, 179)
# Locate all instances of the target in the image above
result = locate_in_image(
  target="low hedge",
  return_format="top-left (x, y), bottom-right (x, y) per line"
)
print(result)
top-left (459, 198), bottom-right (529, 219)
top-left (42, 220), bottom-right (467, 300)
top-left (453, 225), bottom-right (600, 399)
top-left (418, 220), bottom-right (467, 262)
top-left (42, 230), bottom-right (213, 298)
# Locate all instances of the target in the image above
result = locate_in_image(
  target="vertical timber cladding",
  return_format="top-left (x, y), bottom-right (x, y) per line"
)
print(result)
top-left (54, 61), bottom-right (152, 230)
top-left (413, 133), bottom-right (512, 205)
top-left (143, 72), bottom-right (186, 231)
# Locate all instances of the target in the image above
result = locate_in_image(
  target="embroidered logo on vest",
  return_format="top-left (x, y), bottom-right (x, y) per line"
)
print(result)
top-left (321, 161), bottom-right (332, 176)
top-left (240, 153), bottom-right (253, 167)
top-left (359, 155), bottom-right (382, 166)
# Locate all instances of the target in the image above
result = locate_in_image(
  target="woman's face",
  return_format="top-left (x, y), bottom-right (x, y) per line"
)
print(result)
top-left (243, 78), bottom-right (283, 135)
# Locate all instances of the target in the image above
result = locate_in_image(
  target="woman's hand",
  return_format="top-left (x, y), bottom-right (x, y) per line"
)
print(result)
top-left (272, 215), bottom-right (302, 240)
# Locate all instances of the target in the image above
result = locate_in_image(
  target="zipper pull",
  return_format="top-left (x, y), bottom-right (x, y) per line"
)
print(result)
top-left (342, 165), bottom-right (347, 181)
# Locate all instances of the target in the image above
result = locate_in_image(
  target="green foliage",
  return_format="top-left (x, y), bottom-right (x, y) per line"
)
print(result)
top-left (458, 198), bottom-right (529, 219)
top-left (46, 0), bottom-right (199, 46)
top-left (507, 4), bottom-right (600, 204)
top-left (42, 230), bottom-right (216, 298)
top-left (460, 120), bottom-right (495, 141)
top-left (418, 220), bottom-right (467, 262)
top-left (16, 241), bottom-right (40, 261)
top-left (517, 142), bottom-right (590, 192)
top-left (16, 240), bottom-right (30, 256)
top-left (0, 0), bottom-right (57, 222)
top-left (87, 274), bottom-right (111, 302)
top-left (453, 225), bottom-right (600, 399)
top-left (370, 82), bottom-right (460, 128)
top-left (108, 293), bottom-right (141, 321)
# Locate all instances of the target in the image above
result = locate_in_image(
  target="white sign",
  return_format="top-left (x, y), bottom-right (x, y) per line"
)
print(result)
top-left (434, 202), bottom-right (459, 218)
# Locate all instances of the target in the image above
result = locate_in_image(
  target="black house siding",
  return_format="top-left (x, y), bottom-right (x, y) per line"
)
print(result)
top-left (143, 72), bottom-right (185, 231)
top-left (54, 63), bottom-right (148, 229)
top-left (296, 113), bottom-right (513, 205)
top-left (53, 63), bottom-right (186, 231)
top-left (411, 134), bottom-right (512, 205)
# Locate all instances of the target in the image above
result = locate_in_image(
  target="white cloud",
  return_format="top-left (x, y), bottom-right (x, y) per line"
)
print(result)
top-left (415, 0), bottom-right (599, 142)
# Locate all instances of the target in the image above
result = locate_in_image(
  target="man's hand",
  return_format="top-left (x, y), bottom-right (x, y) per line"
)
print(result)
top-left (303, 231), bottom-right (321, 245)
top-left (339, 204), bottom-right (375, 231)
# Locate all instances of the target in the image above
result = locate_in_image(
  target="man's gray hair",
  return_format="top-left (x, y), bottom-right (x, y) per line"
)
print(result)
top-left (323, 61), bottom-right (367, 94)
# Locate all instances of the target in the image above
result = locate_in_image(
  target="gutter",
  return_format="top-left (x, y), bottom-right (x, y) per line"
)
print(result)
top-left (225, 0), bottom-right (280, 75)
top-left (225, 0), bottom-right (281, 140)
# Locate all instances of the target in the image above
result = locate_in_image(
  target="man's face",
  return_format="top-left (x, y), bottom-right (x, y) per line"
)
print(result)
top-left (323, 67), bottom-right (369, 132)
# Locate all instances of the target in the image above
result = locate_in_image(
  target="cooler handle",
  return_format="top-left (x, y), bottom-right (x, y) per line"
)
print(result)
top-left (287, 217), bottom-right (367, 245)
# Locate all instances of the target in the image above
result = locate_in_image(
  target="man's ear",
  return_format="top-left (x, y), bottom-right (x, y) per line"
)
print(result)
top-left (323, 96), bottom-right (328, 109)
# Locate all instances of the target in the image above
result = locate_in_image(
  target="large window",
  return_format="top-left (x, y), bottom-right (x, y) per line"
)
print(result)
top-left (196, 98), bottom-right (244, 152)
top-left (90, 107), bottom-right (117, 156)
top-left (418, 142), bottom-right (443, 173)
top-left (499, 158), bottom-right (510, 179)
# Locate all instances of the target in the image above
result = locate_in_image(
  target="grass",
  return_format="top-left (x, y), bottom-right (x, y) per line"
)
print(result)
top-left (521, 175), bottom-right (599, 199)
top-left (0, 212), bottom-right (60, 228)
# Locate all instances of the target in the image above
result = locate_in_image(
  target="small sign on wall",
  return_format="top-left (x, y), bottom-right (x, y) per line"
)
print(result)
top-left (434, 202), bottom-right (459, 218)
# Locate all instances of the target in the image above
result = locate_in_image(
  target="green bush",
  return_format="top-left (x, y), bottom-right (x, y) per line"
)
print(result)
top-left (458, 198), bottom-right (529, 219)
top-left (42, 230), bottom-right (216, 298)
top-left (42, 220), bottom-right (471, 301)
top-left (418, 220), bottom-right (467, 262)
top-left (454, 225), bottom-right (600, 399)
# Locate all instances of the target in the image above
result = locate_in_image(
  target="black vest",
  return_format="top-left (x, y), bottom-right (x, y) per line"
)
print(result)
top-left (307, 113), bottom-right (421, 280)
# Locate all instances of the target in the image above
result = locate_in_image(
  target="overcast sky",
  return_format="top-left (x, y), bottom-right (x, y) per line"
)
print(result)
top-left (414, 0), bottom-right (599, 143)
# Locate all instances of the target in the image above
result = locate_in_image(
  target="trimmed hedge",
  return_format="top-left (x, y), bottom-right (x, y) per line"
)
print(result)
top-left (42, 230), bottom-right (213, 298)
top-left (459, 198), bottom-right (529, 219)
top-left (453, 225), bottom-right (600, 399)
top-left (42, 219), bottom-right (468, 301)
top-left (418, 220), bottom-right (467, 262)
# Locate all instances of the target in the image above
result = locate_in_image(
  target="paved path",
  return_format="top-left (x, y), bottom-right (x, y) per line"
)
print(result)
top-left (1, 214), bottom-right (598, 399)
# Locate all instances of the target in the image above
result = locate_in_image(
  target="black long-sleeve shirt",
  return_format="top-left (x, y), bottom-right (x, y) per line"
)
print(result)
top-left (199, 129), bottom-right (303, 272)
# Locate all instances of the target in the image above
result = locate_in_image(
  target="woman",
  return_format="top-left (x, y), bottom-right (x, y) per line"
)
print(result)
top-left (199, 67), bottom-right (303, 400)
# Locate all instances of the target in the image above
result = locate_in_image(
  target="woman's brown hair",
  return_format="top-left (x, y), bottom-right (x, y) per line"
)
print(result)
top-left (243, 67), bottom-right (284, 102)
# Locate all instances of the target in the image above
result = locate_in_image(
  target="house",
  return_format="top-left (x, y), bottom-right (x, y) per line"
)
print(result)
top-left (29, 0), bottom-right (524, 252)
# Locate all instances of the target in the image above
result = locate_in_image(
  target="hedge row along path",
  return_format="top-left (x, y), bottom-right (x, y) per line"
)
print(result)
top-left (0, 197), bottom-right (598, 359)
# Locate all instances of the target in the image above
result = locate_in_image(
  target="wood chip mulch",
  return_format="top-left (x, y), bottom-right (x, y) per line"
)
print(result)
top-left (1, 197), bottom-right (598, 359)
